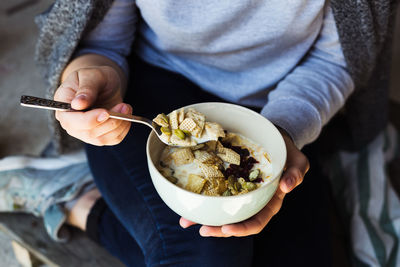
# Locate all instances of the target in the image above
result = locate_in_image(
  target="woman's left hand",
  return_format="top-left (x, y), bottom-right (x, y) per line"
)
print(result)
top-left (179, 130), bottom-right (309, 237)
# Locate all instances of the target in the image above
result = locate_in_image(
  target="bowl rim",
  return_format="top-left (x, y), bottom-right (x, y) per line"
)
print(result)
top-left (146, 102), bottom-right (287, 200)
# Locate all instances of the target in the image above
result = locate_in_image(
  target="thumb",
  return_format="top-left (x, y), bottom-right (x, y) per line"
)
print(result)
top-left (70, 69), bottom-right (106, 110)
top-left (279, 130), bottom-right (309, 193)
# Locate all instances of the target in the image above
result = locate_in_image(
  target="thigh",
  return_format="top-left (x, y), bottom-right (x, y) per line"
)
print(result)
top-left (86, 57), bottom-right (254, 267)
top-left (252, 143), bottom-right (332, 267)
top-left (94, 200), bottom-right (146, 267)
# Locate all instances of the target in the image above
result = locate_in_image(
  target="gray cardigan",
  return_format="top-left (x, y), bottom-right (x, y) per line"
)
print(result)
top-left (35, 0), bottom-right (399, 154)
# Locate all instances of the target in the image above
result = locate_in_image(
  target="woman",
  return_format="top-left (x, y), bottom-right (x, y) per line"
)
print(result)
top-left (32, 0), bottom-right (397, 266)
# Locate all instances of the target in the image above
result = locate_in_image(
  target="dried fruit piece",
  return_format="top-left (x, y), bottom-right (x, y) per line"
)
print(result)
top-left (221, 132), bottom-right (241, 146)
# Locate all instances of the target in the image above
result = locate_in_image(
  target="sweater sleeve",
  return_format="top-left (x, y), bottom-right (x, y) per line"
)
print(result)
top-left (74, 0), bottom-right (137, 75)
top-left (260, 3), bottom-right (354, 149)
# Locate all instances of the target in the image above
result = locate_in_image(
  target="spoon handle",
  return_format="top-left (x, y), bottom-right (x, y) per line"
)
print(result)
top-left (20, 95), bottom-right (155, 129)
top-left (20, 95), bottom-right (73, 111)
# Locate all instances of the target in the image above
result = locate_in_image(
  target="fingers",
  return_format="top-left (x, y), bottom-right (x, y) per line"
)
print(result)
top-left (90, 104), bottom-right (132, 145)
top-left (54, 66), bottom-right (128, 146)
top-left (179, 218), bottom-right (197, 228)
top-left (280, 164), bottom-right (306, 193)
top-left (54, 72), bottom-right (80, 104)
top-left (56, 108), bottom-right (109, 131)
top-left (71, 68), bottom-right (107, 110)
top-left (181, 188), bottom-right (286, 237)
top-left (181, 130), bottom-right (309, 238)
top-left (198, 188), bottom-right (286, 237)
top-left (279, 132), bottom-right (310, 193)
top-left (57, 103), bottom-right (132, 146)
top-left (54, 68), bottom-right (109, 110)
top-left (89, 104), bottom-right (127, 137)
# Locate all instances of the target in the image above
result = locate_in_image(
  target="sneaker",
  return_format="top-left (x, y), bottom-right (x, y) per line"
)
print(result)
top-left (0, 150), bottom-right (93, 242)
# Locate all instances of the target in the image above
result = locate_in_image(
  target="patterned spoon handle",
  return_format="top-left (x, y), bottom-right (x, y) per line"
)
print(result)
top-left (20, 95), bottom-right (162, 136)
top-left (20, 95), bottom-right (73, 111)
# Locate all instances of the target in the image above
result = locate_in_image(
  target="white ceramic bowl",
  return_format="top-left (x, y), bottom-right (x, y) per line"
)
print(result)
top-left (146, 102), bottom-right (286, 226)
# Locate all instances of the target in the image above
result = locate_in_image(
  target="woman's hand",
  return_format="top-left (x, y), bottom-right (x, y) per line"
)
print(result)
top-left (179, 130), bottom-right (310, 237)
top-left (54, 65), bottom-right (132, 146)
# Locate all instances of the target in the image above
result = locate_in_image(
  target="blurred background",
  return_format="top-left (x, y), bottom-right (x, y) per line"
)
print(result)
top-left (0, 0), bottom-right (52, 159)
top-left (1, 0), bottom-right (400, 266)
top-left (0, 1), bottom-right (55, 266)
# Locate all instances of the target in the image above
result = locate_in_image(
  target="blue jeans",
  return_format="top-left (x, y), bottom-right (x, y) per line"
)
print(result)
top-left (85, 56), bottom-right (332, 267)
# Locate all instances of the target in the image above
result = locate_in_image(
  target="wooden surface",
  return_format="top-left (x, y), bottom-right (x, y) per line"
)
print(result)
top-left (0, 213), bottom-right (125, 267)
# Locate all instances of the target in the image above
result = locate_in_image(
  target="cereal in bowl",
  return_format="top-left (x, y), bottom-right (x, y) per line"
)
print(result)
top-left (157, 132), bottom-right (273, 196)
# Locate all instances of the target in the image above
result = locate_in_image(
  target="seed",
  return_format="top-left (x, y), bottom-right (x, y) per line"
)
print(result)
top-left (173, 129), bottom-right (186, 140)
top-left (245, 182), bottom-right (256, 191)
top-left (249, 169), bottom-right (260, 181)
top-left (161, 127), bottom-right (172, 135)
top-left (234, 181), bottom-right (241, 191)
top-left (228, 176), bottom-right (236, 186)
top-left (222, 190), bottom-right (232, 196)
top-left (238, 177), bottom-right (246, 185)
top-left (182, 130), bottom-right (192, 136)
top-left (13, 204), bottom-right (23, 210)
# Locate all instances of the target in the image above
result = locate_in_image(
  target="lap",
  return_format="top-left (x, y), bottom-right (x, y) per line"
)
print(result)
top-left (86, 122), bottom-right (253, 267)
top-left (85, 57), bottom-right (253, 267)
top-left (85, 56), bottom-right (331, 267)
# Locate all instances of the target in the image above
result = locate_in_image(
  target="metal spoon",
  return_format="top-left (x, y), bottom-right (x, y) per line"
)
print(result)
top-left (20, 95), bottom-right (169, 144)
top-left (20, 95), bottom-right (219, 147)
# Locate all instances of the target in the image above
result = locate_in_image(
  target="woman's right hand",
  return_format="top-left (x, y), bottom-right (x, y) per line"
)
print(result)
top-left (54, 66), bottom-right (132, 146)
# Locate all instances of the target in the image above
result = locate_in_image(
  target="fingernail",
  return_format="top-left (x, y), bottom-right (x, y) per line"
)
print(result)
top-left (121, 104), bottom-right (129, 114)
top-left (221, 226), bottom-right (230, 235)
top-left (285, 176), bottom-right (295, 189)
top-left (97, 112), bottom-right (109, 122)
top-left (75, 93), bottom-right (87, 100)
top-left (199, 228), bottom-right (209, 237)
